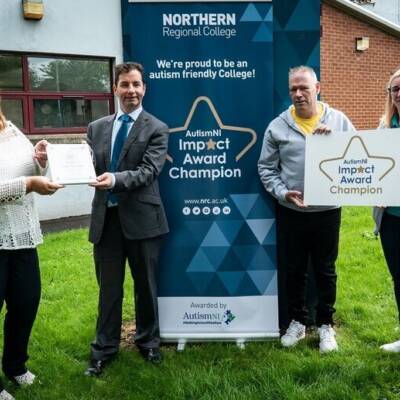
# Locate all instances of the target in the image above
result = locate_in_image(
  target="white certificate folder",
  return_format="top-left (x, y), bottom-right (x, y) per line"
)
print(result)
top-left (47, 144), bottom-right (97, 185)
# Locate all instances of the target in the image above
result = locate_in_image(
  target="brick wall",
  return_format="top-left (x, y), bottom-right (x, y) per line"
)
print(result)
top-left (321, 3), bottom-right (400, 129)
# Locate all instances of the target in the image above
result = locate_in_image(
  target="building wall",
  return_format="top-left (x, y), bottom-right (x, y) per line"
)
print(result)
top-left (0, 0), bottom-right (123, 59)
top-left (0, 0), bottom-right (123, 221)
top-left (357, 0), bottom-right (400, 25)
top-left (321, 3), bottom-right (400, 129)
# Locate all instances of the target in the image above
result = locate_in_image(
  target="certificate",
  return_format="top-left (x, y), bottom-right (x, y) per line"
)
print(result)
top-left (47, 143), bottom-right (97, 185)
top-left (304, 129), bottom-right (400, 206)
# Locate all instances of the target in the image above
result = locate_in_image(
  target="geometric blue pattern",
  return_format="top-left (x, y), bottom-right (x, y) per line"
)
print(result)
top-left (264, 7), bottom-right (273, 22)
top-left (285, 0), bottom-right (320, 31)
top-left (186, 220), bottom-right (213, 243)
top-left (247, 195), bottom-right (275, 218)
top-left (274, 0), bottom-right (299, 29)
top-left (203, 246), bottom-right (230, 270)
top-left (184, 193), bottom-right (277, 296)
top-left (187, 248), bottom-right (215, 272)
top-left (248, 270), bottom-right (276, 294)
top-left (253, 22), bottom-right (273, 42)
top-left (273, 0), bottom-right (320, 114)
top-left (232, 245), bottom-right (259, 267)
top-left (249, 246), bottom-right (275, 270)
top-left (215, 220), bottom-right (244, 244)
top-left (306, 41), bottom-right (320, 67)
top-left (263, 222), bottom-right (276, 245)
top-left (201, 222), bottom-right (230, 247)
top-left (187, 272), bottom-right (214, 294)
top-left (240, 3), bottom-right (263, 22)
top-left (217, 271), bottom-right (246, 295)
top-left (230, 193), bottom-right (259, 218)
top-left (233, 223), bottom-right (261, 246)
top-left (218, 248), bottom-right (244, 272)
top-left (265, 271), bottom-right (278, 295)
top-left (246, 219), bottom-right (275, 244)
top-left (238, 4), bottom-right (274, 43)
top-left (237, 273), bottom-right (259, 295)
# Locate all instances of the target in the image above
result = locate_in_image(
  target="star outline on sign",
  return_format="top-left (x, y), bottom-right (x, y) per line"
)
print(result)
top-left (319, 135), bottom-right (395, 183)
top-left (166, 96), bottom-right (257, 163)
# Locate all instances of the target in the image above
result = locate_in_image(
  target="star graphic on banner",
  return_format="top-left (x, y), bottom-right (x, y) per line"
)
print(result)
top-left (319, 135), bottom-right (395, 182)
top-left (166, 96), bottom-right (257, 163)
top-left (206, 139), bottom-right (216, 150)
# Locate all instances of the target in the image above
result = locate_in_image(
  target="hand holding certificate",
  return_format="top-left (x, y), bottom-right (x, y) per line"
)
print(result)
top-left (47, 144), bottom-right (97, 185)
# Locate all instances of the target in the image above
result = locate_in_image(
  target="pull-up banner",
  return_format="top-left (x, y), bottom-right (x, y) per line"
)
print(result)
top-left (121, 1), bottom-right (278, 341)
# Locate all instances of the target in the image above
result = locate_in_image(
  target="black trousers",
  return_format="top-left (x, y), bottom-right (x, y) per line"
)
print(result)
top-left (277, 205), bottom-right (341, 327)
top-left (0, 248), bottom-right (41, 390)
top-left (91, 207), bottom-right (161, 361)
top-left (380, 211), bottom-right (400, 321)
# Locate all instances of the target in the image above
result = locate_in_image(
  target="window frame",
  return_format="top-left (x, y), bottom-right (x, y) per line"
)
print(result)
top-left (0, 52), bottom-right (114, 135)
top-left (0, 95), bottom-right (29, 131)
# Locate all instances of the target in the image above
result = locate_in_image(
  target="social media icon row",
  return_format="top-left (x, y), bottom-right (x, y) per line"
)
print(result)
top-left (182, 206), bottom-right (231, 216)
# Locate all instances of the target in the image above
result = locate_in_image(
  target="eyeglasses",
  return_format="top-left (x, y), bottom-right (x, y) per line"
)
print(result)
top-left (388, 86), bottom-right (400, 94)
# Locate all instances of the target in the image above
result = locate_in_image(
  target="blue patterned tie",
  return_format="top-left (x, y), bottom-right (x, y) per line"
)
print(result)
top-left (108, 114), bottom-right (133, 205)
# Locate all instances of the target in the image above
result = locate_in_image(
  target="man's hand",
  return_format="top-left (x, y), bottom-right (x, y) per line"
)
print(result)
top-left (26, 176), bottom-right (63, 195)
top-left (90, 173), bottom-right (113, 190)
top-left (313, 124), bottom-right (332, 135)
top-left (34, 140), bottom-right (49, 168)
top-left (285, 190), bottom-right (307, 208)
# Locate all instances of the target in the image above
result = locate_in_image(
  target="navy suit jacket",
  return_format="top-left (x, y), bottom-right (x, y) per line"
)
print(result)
top-left (86, 110), bottom-right (169, 244)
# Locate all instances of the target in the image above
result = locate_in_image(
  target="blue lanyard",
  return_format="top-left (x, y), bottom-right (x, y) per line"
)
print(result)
top-left (391, 114), bottom-right (399, 128)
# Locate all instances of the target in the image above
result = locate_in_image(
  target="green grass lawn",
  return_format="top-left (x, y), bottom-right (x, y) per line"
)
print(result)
top-left (2, 207), bottom-right (400, 399)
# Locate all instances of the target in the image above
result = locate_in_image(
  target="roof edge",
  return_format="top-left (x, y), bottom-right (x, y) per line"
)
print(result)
top-left (324, 0), bottom-right (400, 38)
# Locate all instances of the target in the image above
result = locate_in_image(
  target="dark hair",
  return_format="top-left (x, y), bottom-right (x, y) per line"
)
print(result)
top-left (114, 62), bottom-right (145, 85)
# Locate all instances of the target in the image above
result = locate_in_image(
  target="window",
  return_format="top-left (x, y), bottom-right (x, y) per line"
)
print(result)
top-left (0, 53), bottom-right (114, 134)
top-left (0, 54), bottom-right (23, 90)
top-left (1, 98), bottom-right (24, 127)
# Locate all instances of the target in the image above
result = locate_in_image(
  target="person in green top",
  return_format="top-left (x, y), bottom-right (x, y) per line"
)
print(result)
top-left (374, 68), bottom-right (400, 352)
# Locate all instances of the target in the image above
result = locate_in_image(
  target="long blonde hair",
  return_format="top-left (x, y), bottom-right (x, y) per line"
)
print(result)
top-left (383, 68), bottom-right (400, 128)
top-left (0, 101), bottom-right (7, 132)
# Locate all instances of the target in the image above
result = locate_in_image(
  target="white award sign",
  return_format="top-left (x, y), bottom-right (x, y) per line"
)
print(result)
top-left (47, 144), bottom-right (97, 185)
top-left (304, 129), bottom-right (400, 206)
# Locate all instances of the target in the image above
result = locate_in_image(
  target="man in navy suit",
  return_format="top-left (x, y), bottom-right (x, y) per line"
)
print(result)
top-left (85, 62), bottom-right (169, 376)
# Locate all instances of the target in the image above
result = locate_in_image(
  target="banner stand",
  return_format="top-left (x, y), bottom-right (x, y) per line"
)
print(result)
top-left (122, 0), bottom-right (279, 344)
